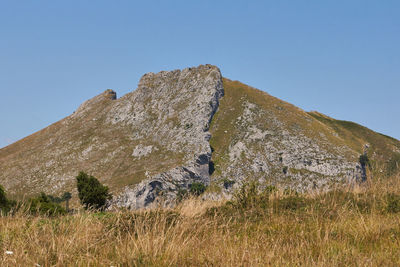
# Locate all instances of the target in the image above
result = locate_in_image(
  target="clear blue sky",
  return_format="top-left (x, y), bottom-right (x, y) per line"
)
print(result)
top-left (1, 0), bottom-right (399, 148)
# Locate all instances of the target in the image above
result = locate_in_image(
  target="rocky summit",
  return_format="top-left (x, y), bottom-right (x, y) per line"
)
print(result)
top-left (1, 64), bottom-right (399, 209)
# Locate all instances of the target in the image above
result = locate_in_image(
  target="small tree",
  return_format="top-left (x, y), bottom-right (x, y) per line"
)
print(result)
top-left (76, 171), bottom-right (111, 210)
top-left (62, 192), bottom-right (72, 212)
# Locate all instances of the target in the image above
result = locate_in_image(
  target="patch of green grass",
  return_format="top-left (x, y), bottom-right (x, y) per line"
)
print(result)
top-left (386, 193), bottom-right (400, 213)
top-left (205, 182), bottom-right (222, 194)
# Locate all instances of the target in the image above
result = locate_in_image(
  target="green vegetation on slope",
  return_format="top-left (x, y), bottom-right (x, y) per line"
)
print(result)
top-left (209, 79), bottom-right (247, 175)
top-left (27, 192), bottom-right (66, 216)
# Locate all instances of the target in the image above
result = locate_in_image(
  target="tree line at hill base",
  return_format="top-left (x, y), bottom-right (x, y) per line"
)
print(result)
top-left (0, 171), bottom-right (111, 216)
top-left (0, 171), bottom-right (208, 216)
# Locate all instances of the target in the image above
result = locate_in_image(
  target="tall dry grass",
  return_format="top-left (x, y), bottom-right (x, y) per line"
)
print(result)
top-left (1, 174), bottom-right (400, 266)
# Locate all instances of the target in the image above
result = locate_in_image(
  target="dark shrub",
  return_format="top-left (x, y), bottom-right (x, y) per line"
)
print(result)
top-left (28, 192), bottom-right (66, 216)
top-left (0, 185), bottom-right (8, 208)
top-left (189, 182), bottom-right (206, 196)
top-left (0, 185), bottom-right (15, 214)
top-left (76, 171), bottom-right (111, 210)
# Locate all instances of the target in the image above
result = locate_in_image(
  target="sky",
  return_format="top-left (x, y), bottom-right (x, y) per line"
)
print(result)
top-left (0, 0), bottom-right (399, 148)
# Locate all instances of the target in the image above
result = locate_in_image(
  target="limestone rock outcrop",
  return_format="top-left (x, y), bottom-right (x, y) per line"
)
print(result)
top-left (108, 65), bottom-right (224, 208)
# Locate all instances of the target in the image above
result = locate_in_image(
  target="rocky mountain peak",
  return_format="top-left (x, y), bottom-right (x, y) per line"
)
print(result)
top-left (0, 64), bottom-right (399, 209)
top-left (73, 89), bottom-right (117, 117)
top-left (110, 64), bottom-right (224, 208)
top-left (103, 89), bottom-right (117, 100)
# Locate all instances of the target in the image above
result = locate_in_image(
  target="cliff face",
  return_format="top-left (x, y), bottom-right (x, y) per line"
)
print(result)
top-left (0, 65), bottom-right (399, 209)
top-left (107, 65), bottom-right (224, 208)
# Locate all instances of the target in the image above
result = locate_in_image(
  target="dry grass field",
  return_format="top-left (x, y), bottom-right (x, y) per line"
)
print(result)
top-left (1, 174), bottom-right (400, 266)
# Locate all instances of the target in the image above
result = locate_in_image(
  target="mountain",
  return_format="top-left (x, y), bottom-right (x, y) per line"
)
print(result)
top-left (1, 65), bottom-right (399, 208)
top-left (209, 79), bottom-right (400, 192)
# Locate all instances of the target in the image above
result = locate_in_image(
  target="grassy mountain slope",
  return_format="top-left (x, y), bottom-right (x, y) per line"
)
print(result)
top-left (309, 111), bottom-right (400, 176)
top-left (0, 90), bottom-right (163, 198)
top-left (209, 78), bottom-right (400, 191)
top-left (0, 65), bottom-right (223, 203)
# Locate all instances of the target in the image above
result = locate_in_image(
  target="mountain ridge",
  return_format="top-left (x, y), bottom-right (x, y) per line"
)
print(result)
top-left (1, 64), bottom-right (399, 208)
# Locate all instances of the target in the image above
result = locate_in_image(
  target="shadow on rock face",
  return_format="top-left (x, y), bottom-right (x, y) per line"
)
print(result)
top-left (209, 161), bottom-right (215, 175)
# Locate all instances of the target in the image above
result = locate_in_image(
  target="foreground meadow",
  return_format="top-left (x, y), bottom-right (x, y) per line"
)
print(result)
top-left (1, 175), bottom-right (400, 266)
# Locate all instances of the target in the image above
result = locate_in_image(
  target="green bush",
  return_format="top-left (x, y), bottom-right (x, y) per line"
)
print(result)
top-left (386, 193), bottom-right (400, 213)
top-left (234, 181), bottom-right (258, 209)
top-left (27, 192), bottom-right (66, 216)
top-left (189, 182), bottom-right (206, 196)
top-left (233, 181), bottom-right (271, 210)
top-left (0, 185), bottom-right (8, 208)
top-left (76, 171), bottom-right (111, 210)
top-left (0, 185), bottom-right (16, 214)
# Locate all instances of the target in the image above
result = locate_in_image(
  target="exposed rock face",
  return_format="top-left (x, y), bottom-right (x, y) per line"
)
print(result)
top-left (108, 65), bottom-right (224, 208)
top-left (113, 164), bottom-right (208, 209)
top-left (106, 65), bottom-right (223, 162)
top-left (217, 98), bottom-right (359, 191)
top-left (0, 65), bottom-right (399, 209)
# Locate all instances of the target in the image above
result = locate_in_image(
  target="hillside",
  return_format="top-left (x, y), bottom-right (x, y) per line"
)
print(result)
top-left (209, 79), bottom-right (400, 193)
top-left (0, 65), bottom-right (399, 208)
